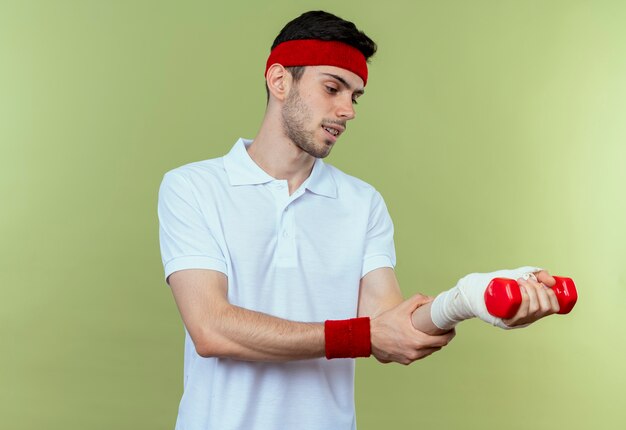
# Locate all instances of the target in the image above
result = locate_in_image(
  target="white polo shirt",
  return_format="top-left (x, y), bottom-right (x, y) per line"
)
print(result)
top-left (158, 138), bottom-right (396, 430)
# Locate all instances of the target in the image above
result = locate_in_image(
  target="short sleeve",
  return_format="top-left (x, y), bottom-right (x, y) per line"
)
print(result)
top-left (158, 171), bottom-right (227, 282)
top-left (361, 191), bottom-right (396, 278)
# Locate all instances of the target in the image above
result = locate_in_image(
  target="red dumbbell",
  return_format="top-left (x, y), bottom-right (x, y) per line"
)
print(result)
top-left (484, 276), bottom-right (578, 319)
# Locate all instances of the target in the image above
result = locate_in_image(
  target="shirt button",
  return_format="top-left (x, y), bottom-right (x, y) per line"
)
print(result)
top-left (283, 231), bottom-right (289, 238)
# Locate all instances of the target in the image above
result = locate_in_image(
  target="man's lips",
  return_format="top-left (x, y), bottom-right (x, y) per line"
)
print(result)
top-left (321, 123), bottom-right (346, 140)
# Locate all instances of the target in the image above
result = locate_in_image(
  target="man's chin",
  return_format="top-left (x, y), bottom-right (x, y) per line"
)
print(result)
top-left (312, 145), bottom-right (333, 159)
top-left (295, 138), bottom-right (334, 159)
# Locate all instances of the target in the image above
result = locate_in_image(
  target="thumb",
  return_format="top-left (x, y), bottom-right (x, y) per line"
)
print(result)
top-left (403, 293), bottom-right (433, 314)
top-left (534, 270), bottom-right (556, 287)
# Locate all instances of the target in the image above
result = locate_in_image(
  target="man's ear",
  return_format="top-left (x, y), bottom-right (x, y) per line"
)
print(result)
top-left (266, 63), bottom-right (291, 102)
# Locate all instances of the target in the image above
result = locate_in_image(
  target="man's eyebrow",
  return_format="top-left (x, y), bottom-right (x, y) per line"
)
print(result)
top-left (321, 73), bottom-right (365, 96)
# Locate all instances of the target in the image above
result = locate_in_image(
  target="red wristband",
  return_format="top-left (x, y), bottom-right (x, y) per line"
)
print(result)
top-left (324, 317), bottom-right (371, 359)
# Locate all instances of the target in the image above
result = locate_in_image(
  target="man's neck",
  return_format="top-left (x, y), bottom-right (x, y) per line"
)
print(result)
top-left (247, 118), bottom-right (317, 195)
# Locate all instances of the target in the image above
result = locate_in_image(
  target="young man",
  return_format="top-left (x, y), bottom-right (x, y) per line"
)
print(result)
top-left (158, 11), bottom-right (561, 430)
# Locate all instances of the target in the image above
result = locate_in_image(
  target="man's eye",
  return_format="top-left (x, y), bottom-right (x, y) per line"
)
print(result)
top-left (352, 98), bottom-right (359, 105)
top-left (325, 86), bottom-right (338, 94)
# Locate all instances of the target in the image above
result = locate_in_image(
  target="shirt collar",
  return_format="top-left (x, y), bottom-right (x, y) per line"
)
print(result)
top-left (223, 138), bottom-right (275, 186)
top-left (223, 138), bottom-right (337, 199)
top-left (304, 158), bottom-right (337, 199)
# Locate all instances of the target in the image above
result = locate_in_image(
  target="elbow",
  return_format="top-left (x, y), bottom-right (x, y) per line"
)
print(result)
top-left (195, 340), bottom-right (222, 358)
top-left (195, 345), bottom-right (217, 358)
top-left (187, 304), bottom-right (236, 358)
top-left (193, 329), bottom-right (231, 358)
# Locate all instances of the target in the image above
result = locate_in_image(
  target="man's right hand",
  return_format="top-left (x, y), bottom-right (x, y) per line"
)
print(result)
top-left (370, 294), bottom-right (456, 365)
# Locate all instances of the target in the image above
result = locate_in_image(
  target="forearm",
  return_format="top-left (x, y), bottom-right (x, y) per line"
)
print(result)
top-left (169, 270), bottom-right (326, 362)
top-left (196, 302), bottom-right (325, 361)
top-left (410, 301), bottom-right (450, 335)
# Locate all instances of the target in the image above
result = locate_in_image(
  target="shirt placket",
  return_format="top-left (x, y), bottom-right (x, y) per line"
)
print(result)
top-left (268, 180), bottom-right (305, 268)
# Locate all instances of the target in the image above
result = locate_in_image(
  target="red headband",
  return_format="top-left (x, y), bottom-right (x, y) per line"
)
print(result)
top-left (265, 39), bottom-right (368, 86)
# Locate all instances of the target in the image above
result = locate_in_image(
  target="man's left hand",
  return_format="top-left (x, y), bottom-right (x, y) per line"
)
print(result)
top-left (503, 270), bottom-right (560, 327)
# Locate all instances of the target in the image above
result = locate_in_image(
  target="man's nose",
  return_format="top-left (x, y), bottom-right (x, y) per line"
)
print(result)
top-left (337, 96), bottom-right (356, 120)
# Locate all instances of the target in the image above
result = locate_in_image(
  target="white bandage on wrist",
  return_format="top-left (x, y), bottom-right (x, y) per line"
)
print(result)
top-left (430, 266), bottom-right (541, 330)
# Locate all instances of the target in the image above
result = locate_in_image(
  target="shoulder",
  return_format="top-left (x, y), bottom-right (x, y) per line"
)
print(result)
top-left (163, 157), bottom-right (225, 182)
top-left (161, 157), bottom-right (227, 191)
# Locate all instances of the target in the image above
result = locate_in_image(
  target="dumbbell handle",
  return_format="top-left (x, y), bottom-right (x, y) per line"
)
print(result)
top-left (484, 276), bottom-right (578, 319)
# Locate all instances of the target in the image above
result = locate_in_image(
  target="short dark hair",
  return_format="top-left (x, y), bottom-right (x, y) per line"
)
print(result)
top-left (265, 11), bottom-right (377, 99)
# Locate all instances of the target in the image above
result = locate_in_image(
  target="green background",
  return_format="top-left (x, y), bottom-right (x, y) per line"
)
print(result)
top-left (2, 0), bottom-right (625, 429)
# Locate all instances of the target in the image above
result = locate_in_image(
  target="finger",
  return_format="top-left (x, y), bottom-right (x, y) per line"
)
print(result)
top-left (415, 329), bottom-right (455, 348)
top-left (545, 287), bottom-right (560, 313)
top-left (534, 270), bottom-right (556, 287)
top-left (403, 293), bottom-right (433, 312)
top-left (533, 283), bottom-right (554, 315)
top-left (502, 283), bottom-right (529, 326)
top-left (520, 279), bottom-right (541, 315)
top-left (430, 332), bottom-right (454, 348)
top-left (504, 283), bottom-right (535, 326)
top-left (422, 347), bottom-right (442, 357)
top-left (516, 282), bottom-right (531, 318)
top-left (413, 347), bottom-right (442, 361)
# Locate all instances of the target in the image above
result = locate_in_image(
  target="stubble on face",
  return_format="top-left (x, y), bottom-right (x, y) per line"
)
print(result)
top-left (281, 85), bottom-right (333, 159)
